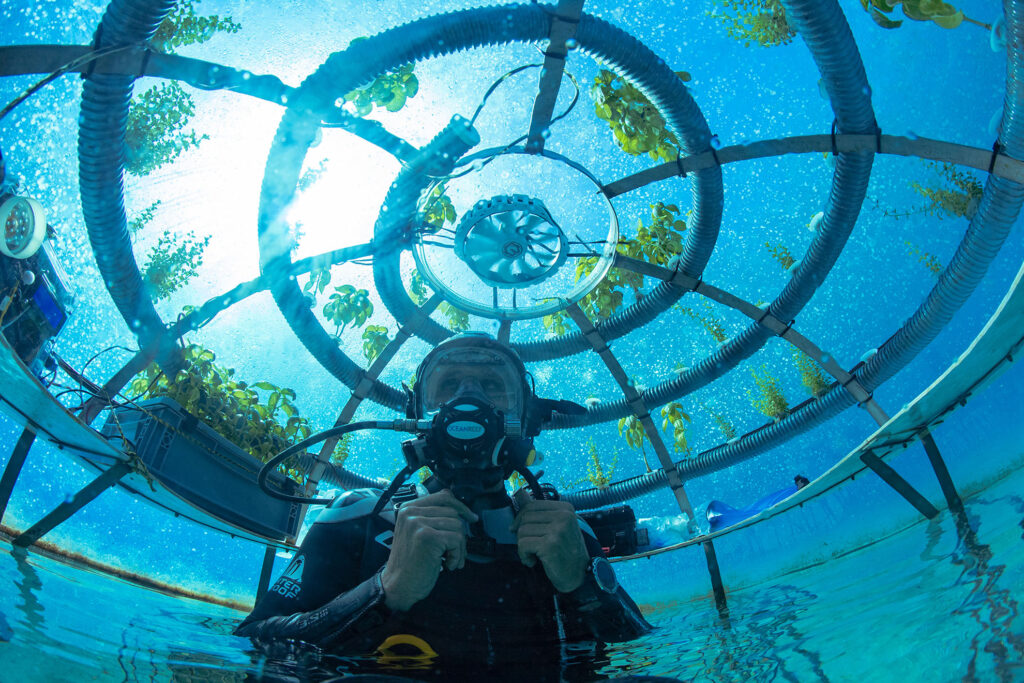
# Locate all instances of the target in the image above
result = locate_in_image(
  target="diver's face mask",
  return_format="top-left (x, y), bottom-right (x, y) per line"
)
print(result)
top-left (418, 346), bottom-right (526, 419)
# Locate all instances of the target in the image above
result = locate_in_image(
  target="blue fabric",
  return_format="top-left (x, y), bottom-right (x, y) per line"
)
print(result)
top-left (706, 485), bottom-right (799, 532)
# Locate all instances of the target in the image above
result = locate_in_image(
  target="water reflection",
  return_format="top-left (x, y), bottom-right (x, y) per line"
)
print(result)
top-left (12, 547), bottom-right (44, 634)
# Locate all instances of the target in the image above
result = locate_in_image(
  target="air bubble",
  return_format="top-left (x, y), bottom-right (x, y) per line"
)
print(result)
top-left (862, 85), bottom-right (872, 97)
top-left (564, 38), bottom-right (578, 50)
top-left (540, 128), bottom-right (552, 139)
top-left (241, 71), bottom-right (252, 81)
top-left (64, 492), bottom-right (75, 504)
top-left (710, 135), bottom-right (721, 149)
top-left (906, 130), bottom-right (918, 141)
top-left (821, 353), bottom-right (831, 364)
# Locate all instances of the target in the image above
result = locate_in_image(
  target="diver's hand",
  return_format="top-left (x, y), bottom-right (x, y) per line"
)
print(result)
top-left (512, 499), bottom-right (588, 593)
top-left (381, 490), bottom-right (479, 612)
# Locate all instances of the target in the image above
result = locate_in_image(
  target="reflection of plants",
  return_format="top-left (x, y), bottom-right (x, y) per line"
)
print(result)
top-left (714, 0), bottom-right (796, 47)
top-left (125, 82), bottom-right (208, 176)
top-left (323, 285), bottom-right (373, 337)
top-left (591, 69), bottom-right (689, 162)
top-left (698, 399), bottom-right (737, 440)
top-left (362, 325), bottom-right (390, 363)
top-left (660, 402), bottom-right (692, 455)
top-left (911, 163), bottom-right (984, 220)
top-left (617, 414), bottom-right (652, 470)
top-left (585, 439), bottom-right (618, 489)
top-left (151, 0), bottom-right (241, 53)
top-left (129, 200), bottom-right (161, 235)
top-left (793, 350), bottom-right (830, 397)
top-left (141, 230), bottom-right (211, 301)
top-left (343, 52), bottom-right (419, 116)
top-left (128, 344), bottom-right (313, 482)
top-left (677, 300), bottom-right (728, 342)
top-left (905, 240), bottom-right (943, 277)
top-left (765, 242), bottom-right (796, 270)
top-left (747, 364), bottom-right (789, 420)
top-left (859, 0), bottom-right (989, 31)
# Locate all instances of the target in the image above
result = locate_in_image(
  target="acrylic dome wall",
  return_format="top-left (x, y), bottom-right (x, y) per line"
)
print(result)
top-left (0, 0), bottom-right (1020, 605)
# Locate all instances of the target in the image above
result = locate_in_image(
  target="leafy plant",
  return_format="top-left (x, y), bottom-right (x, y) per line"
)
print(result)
top-left (910, 163), bottom-right (983, 220)
top-left (660, 402), bottom-right (692, 455)
top-left (150, 0), bottom-right (241, 53)
top-left (859, 0), bottom-right (989, 31)
top-left (698, 399), bottom-right (737, 440)
top-left (591, 69), bottom-right (689, 162)
top-left (141, 230), bottom-right (211, 301)
top-left (362, 324), bottom-right (390, 363)
top-left (128, 344), bottom-right (314, 482)
top-left (747, 364), bottom-right (789, 420)
top-left (343, 48), bottom-right (419, 116)
top-left (408, 268), bottom-right (471, 331)
top-left (125, 82), bottom-right (208, 176)
top-left (297, 159), bottom-right (329, 193)
top-left (765, 242), bottom-right (796, 270)
top-left (617, 414), bottom-right (652, 470)
top-left (676, 299), bottom-right (728, 342)
top-left (714, 0), bottom-right (797, 47)
top-left (542, 308), bottom-right (570, 336)
top-left (323, 285), bottom-right (373, 336)
top-left (330, 435), bottom-right (351, 466)
top-left (303, 266), bottom-right (332, 296)
top-left (793, 350), bottom-right (830, 397)
top-left (905, 240), bottom-right (943, 277)
top-left (129, 200), bottom-right (162, 235)
top-left (423, 184), bottom-right (457, 231)
top-left (584, 439), bottom-right (618, 489)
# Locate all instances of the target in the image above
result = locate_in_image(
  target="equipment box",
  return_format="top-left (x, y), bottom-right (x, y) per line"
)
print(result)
top-left (102, 397), bottom-right (301, 540)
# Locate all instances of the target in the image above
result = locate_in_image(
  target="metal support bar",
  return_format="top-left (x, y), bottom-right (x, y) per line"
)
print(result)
top-left (13, 462), bottom-right (132, 548)
top-left (497, 319), bottom-right (512, 345)
top-left (563, 304), bottom-right (727, 610)
top-left (525, 0), bottom-right (584, 153)
top-left (860, 451), bottom-right (939, 519)
top-left (0, 427), bottom-right (36, 525)
top-left (256, 545), bottom-right (277, 602)
top-left (919, 430), bottom-right (964, 513)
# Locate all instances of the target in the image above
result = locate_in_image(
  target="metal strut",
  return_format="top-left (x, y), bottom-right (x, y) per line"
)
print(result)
top-left (859, 450), bottom-right (939, 519)
top-left (525, 0), bottom-right (584, 153)
top-left (0, 427), bottom-right (36, 525)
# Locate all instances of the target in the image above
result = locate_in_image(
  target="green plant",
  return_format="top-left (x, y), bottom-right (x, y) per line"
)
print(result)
top-left (591, 69), bottom-right (689, 162)
top-left (128, 344), bottom-right (313, 482)
top-left (698, 399), bottom-right (737, 440)
top-left (408, 268), bottom-right (430, 306)
top-left (323, 285), bottom-right (373, 337)
top-left (859, 0), bottom-right (989, 31)
top-left (330, 435), bottom-right (351, 466)
top-left (141, 230), bottom-right (211, 301)
top-left (765, 242), bottom-right (796, 270)
top-left (129, 200), bottom-right (162, 235)
top-left (303, 266), bottom-right (332, 296)
top-left (910, 163), bottom-right (984, 220)
top-left (676, 300), bottom-right (728, 342)
top-left (714, 0), bottom-right (796, 47)
top-left (439, 302), bottom-right (470, 332)
top-left (125, 82), bottom-right (208, 176)
top-left (423, 184), bottom-right (457, 231)
top-left (343, 47), bottom-right (419, 116)
top-left (747, 364), bottom-right (789, 420)
top-left (362, 324), bottom-right (390, 363)
top-left (793, 350), bottom-right (830, 398)
top-left (617, 414), bottom-right (652, 470)
top-left (660, 402), bottom-right (692, 455)
top-left (905, 240), bottom-right (943, 277)
top-left (584, 439), bottom-right (618, 488)
top-left (150, 0), bottom-right (241, 53)
top-left (542, 308), bottom-right (570, 336)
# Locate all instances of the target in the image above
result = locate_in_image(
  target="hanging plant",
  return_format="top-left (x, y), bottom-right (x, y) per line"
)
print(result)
top-left (423, 183), bottom-right (457, 231)
top-left (617, 414), bottom-right (652, 471)
top-left (747, 364), bottom-right (789, 420)
top-left (303, 266), bottom-right (332, 297)
top-left (660, 401), bottom-right (693, 455)
top-left (859, 0), bottom-right (989, 31)
top-left (323, 285), bottom-right (373, 337)
top-left (141, 229), bottom-right (211, 301)
top-left (408, 267), bottom-right (470, 331)
top-left (713, 0), bottom-right (797, 47)
top-left (297, 159), bottom-right (329, 192)
top-left (362, 324), bottom-right (390, 363)
top-left (342, 45), bottom-right (420, 116)
top-left (150, 0), bottom-right (241, 53)
top-left (910, 163), bottom-right (984, 220)
top-left (793, 350), bottom-right (830, 397)
top-left (125, 82), bottom-right (208, 177)
top-left (591, 69), bottom-right (689, 162)
top-left (905, 240), bottom-right (943, 277)
top-left (584, 439), bottom-right (618, 489)
top-left (676, 300), bottom-right (728, 343)
top-left (128, 200), bottom-right (162, 235)
top-left (764, 241), bottom-right (797, 270)
top-left (128, 344), bottom-right (314, 482)
top-left (698, 399), bottom-right (738, 440)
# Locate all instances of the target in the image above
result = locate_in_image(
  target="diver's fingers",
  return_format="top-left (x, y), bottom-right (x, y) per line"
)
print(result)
top-left (516, 535), bottom-right (542, 568)
top-left (424, 527), bottom-right (465, 571)
top-left (402, 489), bottom-right (478, 522)
top-left (513, 521), bottom-right (554, 539)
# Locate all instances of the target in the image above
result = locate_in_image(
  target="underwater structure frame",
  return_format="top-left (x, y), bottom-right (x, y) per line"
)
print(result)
top-left (0, 0), bottom-right (1022, 614)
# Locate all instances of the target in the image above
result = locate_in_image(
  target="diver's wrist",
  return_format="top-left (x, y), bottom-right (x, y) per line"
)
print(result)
top-left (380, 565), bottom-right (415, 612)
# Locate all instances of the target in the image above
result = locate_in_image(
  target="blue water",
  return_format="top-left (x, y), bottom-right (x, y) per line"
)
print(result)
top-left (1, 0), bottom-right (1023, 679)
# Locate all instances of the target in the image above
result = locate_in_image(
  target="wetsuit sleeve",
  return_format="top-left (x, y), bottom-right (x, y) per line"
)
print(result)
top-left (233, 489), bottom-right (394, 651)
top-left (556, 521), bottom-right (652, 642)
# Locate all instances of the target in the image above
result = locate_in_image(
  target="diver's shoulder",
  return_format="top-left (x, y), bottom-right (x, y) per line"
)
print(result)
top-left (315, 488), bottom-right (384, 523)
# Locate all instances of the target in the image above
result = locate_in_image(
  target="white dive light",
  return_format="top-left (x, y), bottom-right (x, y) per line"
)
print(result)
top-left (0, 195), bottom-right (47, 259)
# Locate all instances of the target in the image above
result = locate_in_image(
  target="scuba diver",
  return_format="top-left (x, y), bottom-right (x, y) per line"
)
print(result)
top-left (235, 333), bottom-right (651, 677)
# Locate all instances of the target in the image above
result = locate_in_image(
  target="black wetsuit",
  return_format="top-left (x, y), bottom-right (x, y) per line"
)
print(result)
top-left (235, 486), bottom-right (651, 676)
